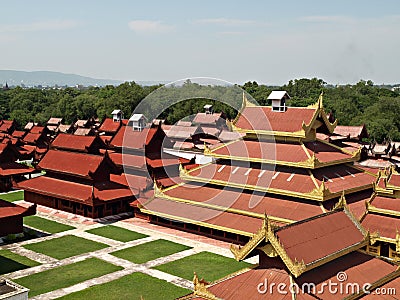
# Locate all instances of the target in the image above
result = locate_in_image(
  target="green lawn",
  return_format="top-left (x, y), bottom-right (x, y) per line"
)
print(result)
top-left (0, 249), bottom-right (40, 275)
top-left (154, 251), bottom-right (252, 282)
top-left (23, 235), bottom-right (109, 260)
top-left (58, 272), bottom-right (190, 300)
top-left (14, 257), bottom-right (122, 297)
top-left (86, 225), bottom-right (148, 242)
top-left (24, 216), bottom-right (75, 234)
top-left (111, 239), bottom-right (191, 264)
top-left (0, 190), bottom-right (24, 202)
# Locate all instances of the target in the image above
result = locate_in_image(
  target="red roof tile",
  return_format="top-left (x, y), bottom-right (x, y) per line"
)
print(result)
top-left (22, 132), bottom-right (41, 144)
top-left (235, 106), bottom-right (316, 133)
top-left (108, 152), bottom-right (146, 169)
top-left (11, 130), bottom-right (26, 138)
top-left (361, 213), bottom-right (399, 239)
top-left (74, 128), bottom-right (92, 136)
top-left (313, 165), bottom-right (374, 193)
top-left (51, 134), bottom-right (103, 152)
top-left (388, 173), bottom-right (400, 188)
top-left (208, 268), bottom-right (292, 300)
top-left (333, 125), bottom-right (367, 139)
top-left (18, 175), bottom-right (133, 203)
top-left (37, 150), bottom-right (104, 178)
top-left (110, 126), bottom-right (157, 149)
top-left (110, 173), bottom-right (151, 192)
top-left (162, 183), bottom-right (324, 222)
top-left (275, 211), bottom-right (365, 265)
top-left (0, 199), bottom-right (31, 218)
top-left (294, 252), bottom-right (398, 300)
top-left (212, 139), bottom-right (352, 167)
top-left (0, 120), bottom-right (15, 133)
top-left (192, 112), bottom-right (223, 125)
top-left (188, 164), bottom-right (316, 195)
top-left (371, 195), bottom-right (400, 212)
top-left (29, 126), bottom-right (45, 134)
top-left (0, 162), bottom-right (35, 176)
top-left (98, 118), bottom-right (122, 133)
top-left (142, 197), bottom-right (262, 235)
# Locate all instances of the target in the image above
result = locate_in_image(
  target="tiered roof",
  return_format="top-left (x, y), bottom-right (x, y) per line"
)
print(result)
top-left (140, 93), bottom-right (375, 237)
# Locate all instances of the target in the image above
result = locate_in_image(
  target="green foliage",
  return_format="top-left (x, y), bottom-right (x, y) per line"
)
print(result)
top-left (0, 78), bottom-right (399, 142)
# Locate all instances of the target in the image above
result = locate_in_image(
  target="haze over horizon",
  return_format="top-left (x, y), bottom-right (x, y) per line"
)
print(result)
top-left (1, 0), bottom-right (399, 85)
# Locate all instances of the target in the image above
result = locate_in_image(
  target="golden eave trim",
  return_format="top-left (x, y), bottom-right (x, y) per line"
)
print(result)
top-left (368, 205), bottom-right (400, 217)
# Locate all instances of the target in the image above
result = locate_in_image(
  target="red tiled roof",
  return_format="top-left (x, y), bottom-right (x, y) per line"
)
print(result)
top-left (204, 252), bottom-right (397, 300)
top-left (37, 150), bottom-right (104, 178)
top-left (0, 162), bottom-right (35, 176)
top-left (111, 126), bottom-right (159, 150)
top-left (200, 126), bottom-right (220, 137)
top-left (99, 135), bottom-right (112, 143)
top-left (110, 173), bottom-right (151, 192)
top-left (74, 128), bottom-right (92, 136)
top-left (98, 118), bottom-right (122, 133)
top-left (11, 130), bottom-right (26, 138)
top-left (29, 126), bottom-right (45, 134)
top-left (275, 211), bottom-right (365, 265)
top-left (192, 112), bottom-right (223, 125)
top-left (235, 106), bottom-right (316, 133)
top-left (18, 175), bottom-right (133, 203)
top-left (388, 173), bottom-right (400, 188)
top-left (22, 132), bottom-right (41, 144)
top-left (47, 117), bottom-right (63, 125)
top-left (361, 213), bottom-right (400, 239)
top-left (370, 195), bottom-right (400, 212)
top-left (313, 165), bottom-right (374, 193)
top-left (0, 199), bottom-right (31, 218)
top-left (0, 120), bottom-right (15, 133)
top-left (208, 268), bottom-right (292, 300)
top-left (108, 152), bottom-right (146, 169)
top-left (212, 139), bottom-right (352, 167)
top-left (142, 197), bottom-right (263, 235)
top-left (165, 125), bottom-right (201, 140)
top-left (303, 141), bottom-right (351, 163)
top-left (333, 125), bottom-right (367, 139)
top-left (189, 164), bottom-right (316, 195)
top-left (51, 134), bottom-right (102, 152)
top-left (162, 183), bottom-right (324, 222)
top-left (294, 252), bottom-right (398, 300)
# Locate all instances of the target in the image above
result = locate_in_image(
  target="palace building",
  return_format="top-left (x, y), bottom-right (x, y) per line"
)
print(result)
top-left (138, 92), bottom-right (377, 245)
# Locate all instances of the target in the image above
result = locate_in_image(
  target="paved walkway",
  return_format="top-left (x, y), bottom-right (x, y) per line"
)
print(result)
top-left (2, 202), bottom-right (258, 299)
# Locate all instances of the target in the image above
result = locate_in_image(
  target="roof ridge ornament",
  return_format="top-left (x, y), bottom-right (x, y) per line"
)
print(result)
top-left (193, 272), bottom-right (218, 300)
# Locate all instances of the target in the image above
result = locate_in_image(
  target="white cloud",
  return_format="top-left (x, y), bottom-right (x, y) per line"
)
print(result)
top-left (194, 18), bottom-right (256, 26)
top-left (0, 20), bottom-right (78, 33)
top-left (128, 20), bottom-right (174, 33)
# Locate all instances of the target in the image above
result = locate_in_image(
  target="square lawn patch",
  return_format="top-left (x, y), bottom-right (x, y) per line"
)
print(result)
top-left (0, 190), bottom-right (24, 202)
top-left (0, 249), bottom-right (40, 275)
top-left (86, 225), bottom-right (147, 242)
top-left (111, 239), bottom-right (191, 264)
top-left (57, 272), bottom-right (190, 300)
top-left (154, 251), bottom-right (252, 282)
top-left (14, 257), bottom-right (122, 297)
top-left (23, 235), bottom-right (108, 260)
top-left (24, 216), bottom-right (75, 234)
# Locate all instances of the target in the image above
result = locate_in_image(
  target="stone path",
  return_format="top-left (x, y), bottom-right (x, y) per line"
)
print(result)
top-left (2, 202), bottom-right (258, 299)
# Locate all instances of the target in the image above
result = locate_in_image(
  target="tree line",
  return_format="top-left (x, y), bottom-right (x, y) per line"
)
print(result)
top-left (0, 78), bottom-right (399, 142)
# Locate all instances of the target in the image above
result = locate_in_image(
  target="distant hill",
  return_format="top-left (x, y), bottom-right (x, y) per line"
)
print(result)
top-left (0, 70), bottom-right (123, 87)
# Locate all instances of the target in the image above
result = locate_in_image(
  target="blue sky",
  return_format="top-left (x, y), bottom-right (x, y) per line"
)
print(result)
top-left (1, 0), bottom-right (399, 84)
